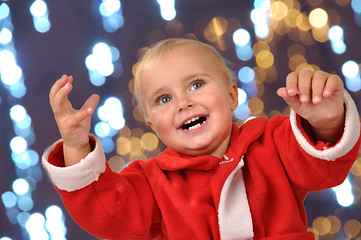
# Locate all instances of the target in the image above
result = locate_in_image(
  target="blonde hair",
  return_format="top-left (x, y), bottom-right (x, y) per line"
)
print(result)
top-left (133, 38), bottom-right (236, 118)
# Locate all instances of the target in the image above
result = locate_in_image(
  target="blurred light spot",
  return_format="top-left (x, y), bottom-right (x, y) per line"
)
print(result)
top-left (311, 25), bottom-right (329, 42)
top-left (0, 237), bottom-right (12, 240)
top-left (250, 6), bottom-right (270, 39)
top-left (345, 76), bottom-right (361, 92)
top-left (157, 0), bottom-right (176, 21)
top-left (254, 25), bottom-right (270, 39)
top-left (332, 178), bottom-right (354, 207)
top-left (17, 195), bottom-right (34, 211)
top-left (25, 213), bottom-right (49, 240)
top-left (17, 212), bottom-right (30, 227)
top-left (94, 122), bottom-right (110, 138)
top-left (33, 17), bottom-right (51, 33)
top-left (12, 178), bottom-right (29, 195)
top-left (130, 137), bottom-right (142, 154)
top-left (110, 46), bottom-right (120, 61)
top-left (0, 3), bottom-right (10, 19)
top-left (235, 45), bottom-right (253, 61)
top-left (30, 0), bottom-right (47, 18)
top-left (331, 41), bottom-right (346, 54)
top-left (285, 9), bottom-right (300, 28)
top-left (328, 25), bottom-right (344, 42)
top-left (209, 17), bottom-right (228, 37)
top-left (254, 0), bottom-right (271, 9)
top-left (10, 82), bottom-right (27, 98)
top-left (15, 114), bottom-right (32, 129)
top-left (237, 88), bottom-right (247, 105)
top-left (1, 191), bottom-right (17, 208)
top-left (10, 136), bottom-right (27, 154)
top-left (256, 50), bottom-right (274, 68)
top-left (89, 71), bottom-right (106, 86)
top-left (248, 97), bottom-right (264, 115)
top-left (234, 104), bottom-right (250, 120)
top-left (30, 0), bottom-right (51, 33)
top-left (86, 43), bottom-right (120, 85)
top-left (246, 82), bottom-right (259, 98)
top-left (117, 136), bottom-right (131, 155)
top-left (352, 0), bottom-right (361, 13)
top-left (270, 1), bottom-right (288, 20)
top-left (327, 215), bottom-right (342, 234)
top-left (233, 28), bottom-right (251, 46)
top-left (10, 105), bottom-right (27, 122)
top-left (141, 132), bottom-right (159, 151)
top-left (296, 13), bottom-right (311, 31)
top-left (99, 0), bottom-right (121, 16)
top-left (1, 64), bottom-right (22, 86)
top-left (108, 156), bottom-right (127, 172)
top-left (45, 205), bottom-right (63, 220)
top-left (344, 219), bottom-right (361, 238)
top-left (342, 60), bottom-right (360, 78)
top-left (238, 66), bottom-right (255, 83)
top-left (96, 97), bottom-right (125, 133)
top-left (313, 217), bottom-right (331, 235)
top-left (309, 8), bottom-right (328, 28)
top-left (100, 137), bottom-right (115, 153)
top-left (0, 27), bottom-right (12, 44)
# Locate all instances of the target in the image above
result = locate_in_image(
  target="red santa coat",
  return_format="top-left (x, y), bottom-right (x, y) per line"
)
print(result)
top-left (42, 91), bottom-right (361, 240)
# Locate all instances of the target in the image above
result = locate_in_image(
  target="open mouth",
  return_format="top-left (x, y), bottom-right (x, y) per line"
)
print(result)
top-left (181, 116), bottom-right (207, 131)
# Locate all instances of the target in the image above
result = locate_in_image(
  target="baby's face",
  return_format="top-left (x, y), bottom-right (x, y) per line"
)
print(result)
top-left (139, 44), bottom-right (238, 157)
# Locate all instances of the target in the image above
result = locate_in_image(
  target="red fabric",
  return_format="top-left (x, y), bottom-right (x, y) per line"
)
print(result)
top-left (49, 116), bottom-right (361, 240)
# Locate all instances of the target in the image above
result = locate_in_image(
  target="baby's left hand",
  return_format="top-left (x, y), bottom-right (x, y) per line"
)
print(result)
top-left (277, 70), bottom-right (345, 142)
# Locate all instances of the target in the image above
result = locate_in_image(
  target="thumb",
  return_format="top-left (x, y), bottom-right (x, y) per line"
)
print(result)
top-left (81, 94), bottom-right (100, 113)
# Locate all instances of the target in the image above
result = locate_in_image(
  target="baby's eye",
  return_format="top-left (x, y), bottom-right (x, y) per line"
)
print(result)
top-left (190, 80), bottom-right (205, 90)
top-left (157, 95), bottom-right (172, 105)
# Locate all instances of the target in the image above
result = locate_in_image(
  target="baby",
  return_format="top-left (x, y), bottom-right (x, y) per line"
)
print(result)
top-left (43, 38), bottom-right (361, 240)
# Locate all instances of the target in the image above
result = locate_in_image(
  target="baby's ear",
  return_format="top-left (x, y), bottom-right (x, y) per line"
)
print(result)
top-left (229, 83), bottom-right (238, 111)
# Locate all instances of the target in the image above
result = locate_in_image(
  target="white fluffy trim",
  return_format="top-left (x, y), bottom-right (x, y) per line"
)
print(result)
top-left (42, 135), bottom-right (107, 191)
top-left (290, 90), bottom-right (360, 161)
top-left (218, 157), bottom-right (254, 240)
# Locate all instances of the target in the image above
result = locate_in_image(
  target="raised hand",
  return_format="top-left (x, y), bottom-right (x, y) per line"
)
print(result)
top-left (277, 70), bottom-right (345, 143)
top-left (49, 75), bottom-right (100, 166)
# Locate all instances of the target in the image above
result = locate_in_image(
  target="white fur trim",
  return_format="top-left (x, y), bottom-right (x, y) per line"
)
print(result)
top-left (218, 157), bottom-right (254, 240)
top-left (42, 135), bottom-right (107, 191)
top-left (290, 90), bottom-right (360, 161)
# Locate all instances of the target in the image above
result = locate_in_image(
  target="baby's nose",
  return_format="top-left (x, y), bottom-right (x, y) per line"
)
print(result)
top-left (177, 96), bottom-right (194, 112)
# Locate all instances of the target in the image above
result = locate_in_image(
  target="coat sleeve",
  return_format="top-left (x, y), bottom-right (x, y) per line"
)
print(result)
top-left (42, 136), bottom-right (161, 240)
top-left (273, 90), bottom-right (361, 192)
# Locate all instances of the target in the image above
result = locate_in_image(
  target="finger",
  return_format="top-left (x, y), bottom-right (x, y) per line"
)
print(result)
top-left (51, 81), bottom-right (73, 109)
top-left (81, 94), bottom-right (100, 113)
top-left (278, 86), bottom-right (302, 109)
top-left (323, 74), bottom-right (344, 97)
top-left (285, 72), bottom-right (298, 96)
top-left (71, 108), bottom-right (94, 125)
top-left (298, 70), bottom-right (313, 103)
top-left (49, 75), bottom-right (69, 101)
top-left (311, 71), bottom-right (329, 104)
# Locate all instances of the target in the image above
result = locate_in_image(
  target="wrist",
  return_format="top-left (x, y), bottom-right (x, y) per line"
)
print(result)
top-left (308, 107), bottom-right (345, 144)
top-left (63, 139), bottom-right (92, 167)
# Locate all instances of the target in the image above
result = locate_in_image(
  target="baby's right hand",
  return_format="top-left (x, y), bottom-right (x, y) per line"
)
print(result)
top-left (49, 75), bottom-right (99, 165)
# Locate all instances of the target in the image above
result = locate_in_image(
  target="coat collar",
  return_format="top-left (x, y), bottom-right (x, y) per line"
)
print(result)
top-left (156, 118), bottom-right (267, 171)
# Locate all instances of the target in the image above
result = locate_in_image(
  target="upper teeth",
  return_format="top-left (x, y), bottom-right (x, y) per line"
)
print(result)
top-left (185, 117), bottom-right (199, 125)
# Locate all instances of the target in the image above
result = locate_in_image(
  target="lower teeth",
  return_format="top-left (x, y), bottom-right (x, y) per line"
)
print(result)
top-left (184, 121), bottom-right (205, 131)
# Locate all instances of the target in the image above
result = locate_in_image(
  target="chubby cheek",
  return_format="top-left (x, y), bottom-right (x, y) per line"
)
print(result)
top-left (147, 114), bottom-right (170, 137)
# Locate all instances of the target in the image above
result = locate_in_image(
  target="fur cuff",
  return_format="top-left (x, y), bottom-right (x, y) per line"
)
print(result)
top-left (290, 90), bottom-right (360, 161)
top-left (42, 135), bottom-right (107, 191)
